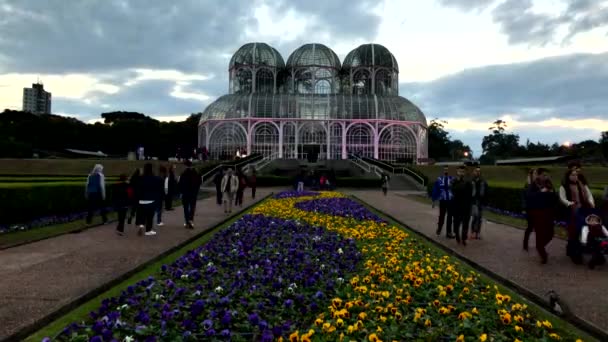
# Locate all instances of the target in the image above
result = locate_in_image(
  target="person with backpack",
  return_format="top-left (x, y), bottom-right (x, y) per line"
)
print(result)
top-left (213, 168), bottom-right (224, 205)
top-left (85, 164), bottom-right (108, 225)
top-left (235, 168), bottom-right (247, 207)
top-left (113, 174), bottom-right (130, 236)
top-left (178, 160), bottom-right (201, 229)
top-left (380, 173), bottom-right (390, 196)
top-left (136, 163), bottom-right (163, 236)
top-left (127, 168), bottom-right (141, 225)
top-left (222, 168), bottom-right (239, 214)
top-left (165, 164), bottom-right (177, 211)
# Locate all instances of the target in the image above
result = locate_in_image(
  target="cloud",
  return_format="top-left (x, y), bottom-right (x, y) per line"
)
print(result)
top-left (400, 51), bottom-right (608, 154)
top-left (438, 0), bottom-right (608, 46)
top-left (400, 51), bottom-right (608, 121)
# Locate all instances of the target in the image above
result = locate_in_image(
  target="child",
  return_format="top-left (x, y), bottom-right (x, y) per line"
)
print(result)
top-left (381, 173), bottom-right (390, 196)
top-left (113, 174), bottom-right (131, 236)
top-left (580, 213), bottom-right (608, 269)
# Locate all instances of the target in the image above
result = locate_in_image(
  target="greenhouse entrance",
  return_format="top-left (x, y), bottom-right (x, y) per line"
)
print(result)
top-left (300, 144), bottom-right (323, 163)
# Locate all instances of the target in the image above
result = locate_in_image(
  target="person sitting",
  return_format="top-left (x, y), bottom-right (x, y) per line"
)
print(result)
top-left (580, 213), bottom-right (608, 269)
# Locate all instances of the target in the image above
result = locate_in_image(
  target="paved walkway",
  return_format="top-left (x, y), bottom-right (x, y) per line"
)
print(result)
top-left (0, 188), bottom-right (278, 341)
top-left (348, 190), bottom-right (607, 335)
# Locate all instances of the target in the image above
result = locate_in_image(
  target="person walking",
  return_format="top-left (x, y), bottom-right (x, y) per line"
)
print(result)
top-left (178, 160), bottom-right (201, 229)
top-left (522, 168), bottom-right (537, 251)
top-left (85, 164), bottom-right (108, 225)
top-left (451, 166), bottom-right (473, 246)
top-left (580, 213), bottom-right (608, 269)
top-left (155, 166), bottom-right (167, 227)
top-left (127, 168), bottom-right (141, 225)
top-left (249, 168), bottom-right (257, 199)
top-left (113, 174), bottom-right (130, 236)
top-left (431, 166), bottom-right (454, 238)
top-left (526, 168), bottom-right (558, 264)
top-left (235, 169), bottom-right (247, 207)
top-left (380, 173), bottom-right (390, 196)
top-left (136, 163), bottom-right (163, 236)
top-left (213, 168), bottom-right (224, 205)
top-left (470, 166), bottom-right (488, 240)
top-left (296, 171), bottom-right (305, 192)
top-left (165, 164), bottom-right (177, 211)
top-left (559, 168), bottom-right (595, 264)
top-left (222, 168), bottom-right (239, 214)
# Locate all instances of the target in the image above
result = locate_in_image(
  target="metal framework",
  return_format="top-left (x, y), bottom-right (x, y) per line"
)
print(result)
top-left (200, 42), bottom-right (428, 163)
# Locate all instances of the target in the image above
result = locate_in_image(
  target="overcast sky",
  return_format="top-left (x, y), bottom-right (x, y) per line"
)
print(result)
top-left (1, 0), bottom-right (607, 155)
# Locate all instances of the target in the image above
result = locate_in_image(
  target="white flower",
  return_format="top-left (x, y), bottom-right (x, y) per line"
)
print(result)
top-left (320, 264), bottom-right (326, 270)
top-left (207, 262), bottom-right (214, 267)
top-left (337, 277), bottom-right (345, 284)
top-left (287, 287), bottom-right (295, 294)
top-left (215, 286), bottom-right (223, 294)
top-left (181, 274), bottom-right (189, 280)
top-left (199, 252), bottom-right (204, 258)
top-left (124, 336), bottom-right (134, 342)
top-left (235, 232), bottom-right (240, 236)
top-left (194, 290), bottom-right (201, 296)
top-left (290, 283), bottom-right (298, 289)
top-left (119, 304), bottom-right (129, 311)
top-left (337, 248), bottom-right (344, 255)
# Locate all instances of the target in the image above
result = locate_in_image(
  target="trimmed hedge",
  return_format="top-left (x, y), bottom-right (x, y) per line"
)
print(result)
top-left (1, 183), bottom-right (115, 225)
top-left (426, 183), bottom-right (604, 217)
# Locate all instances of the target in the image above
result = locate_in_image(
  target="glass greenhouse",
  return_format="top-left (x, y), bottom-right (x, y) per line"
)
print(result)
top-left (199, 42), bottom-right (428, 163)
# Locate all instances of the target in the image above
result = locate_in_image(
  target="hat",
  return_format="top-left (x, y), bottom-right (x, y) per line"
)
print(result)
top-left (585, 214), bottom-right (602, 225)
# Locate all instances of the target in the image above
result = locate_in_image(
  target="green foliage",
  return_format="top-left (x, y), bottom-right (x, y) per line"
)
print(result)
top-left (0, 183), bottom-right (114, 225)
top-left (481, 120), bottom-right (520, 158)
top-left (0, 110), bottom-right (201, 159)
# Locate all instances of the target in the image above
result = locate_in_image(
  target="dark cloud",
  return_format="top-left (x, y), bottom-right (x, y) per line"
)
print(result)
top-left (439, 0), bottom-right (608, 46)
top-left (400, 52), bottom-right (608, 121)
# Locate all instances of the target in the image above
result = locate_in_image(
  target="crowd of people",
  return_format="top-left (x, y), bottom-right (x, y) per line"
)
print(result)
top-left (85, 161), bottom-right (261, 236)
top-left (431, 161), bottom-right (608, 269)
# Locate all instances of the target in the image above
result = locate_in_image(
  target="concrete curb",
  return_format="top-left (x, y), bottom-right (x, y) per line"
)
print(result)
top-left (351, 194), bottom-right (607, 342)
top-left (4, 193), bottom-right (273, 342)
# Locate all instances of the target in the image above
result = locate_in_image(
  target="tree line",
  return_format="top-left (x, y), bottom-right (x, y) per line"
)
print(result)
top-left (0, 110), bottom-right (201, 159)
top-left (428, 118), bottom-right (608, 164)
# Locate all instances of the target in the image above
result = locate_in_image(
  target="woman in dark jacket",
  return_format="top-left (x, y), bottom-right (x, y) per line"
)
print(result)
top-left (127, 168), bottom-right (141, 225)
top-left (526, 168), bottom-right (558, 264)
top-left (113, 174), bottom-right (130, 235)
top-left (522, 168), bottom-right (537, 251)
top-left (136, 163), bottom-right (163, 236)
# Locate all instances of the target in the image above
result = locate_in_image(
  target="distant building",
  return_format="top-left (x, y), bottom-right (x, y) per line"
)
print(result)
top-left (22, 82), bottom-right (52, 114)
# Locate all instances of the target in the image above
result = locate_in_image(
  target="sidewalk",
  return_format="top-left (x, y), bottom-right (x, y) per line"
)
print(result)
top-left (347, 190), bottom-right (608, 334)
top-left (0, 188), bottom-right (277, 340)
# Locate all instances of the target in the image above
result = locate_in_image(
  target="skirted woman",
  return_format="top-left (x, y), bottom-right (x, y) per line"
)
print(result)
top-left (559, 169), bottom-right (595, 264)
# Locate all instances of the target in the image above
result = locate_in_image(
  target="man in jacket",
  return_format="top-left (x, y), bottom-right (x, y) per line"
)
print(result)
top-left (221, 168), bottom-right (239, 214)
top-left (136, 163), bottom-right (163, 236)
top-left (470, 166), bottom-right (489, 240)
top-left (452, 165), bottom-right (473, 245)
top-left (178, 160), bottom-right (201, 229)
top-left (431, 166), bottom-right (454, 238)
top-left (213, 168), bottom-right (224, 205)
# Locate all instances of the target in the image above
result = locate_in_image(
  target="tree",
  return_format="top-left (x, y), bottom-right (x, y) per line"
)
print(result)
top-left (448, 139), bottom-right (471, 160)
top-left (600, 131), bottom-right (608, 160)
top-left (427, 119), bottom-right (451, 161)
top-left (481, 120), bottom-right (520, 159)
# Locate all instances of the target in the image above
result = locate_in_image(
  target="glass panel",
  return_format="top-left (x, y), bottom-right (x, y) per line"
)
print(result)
top-left (208, 122), bottom-right (247, 160)
top-left (255, 68), bottom-right (274, 94)
top-left (252, 122), bottom-right (279, 158)
top-left (378, 125), bottom-right (417, 163)
top-left (233, 69), bottom-right (252, 94)
top-left (346, 123), bottom-right (374, 158)
top-left (375, 69), bottom-right (393, 96)
top-left (329, 123), bottom-right (343, 159)
top-left (282, 122), bottom-right (297, 159)
top-left (352, 70), bottom-right (371, 95)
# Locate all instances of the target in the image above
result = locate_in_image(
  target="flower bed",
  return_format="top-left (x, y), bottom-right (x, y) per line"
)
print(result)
top-left (50, 213), bottom-right (361, 341)
top-left (295, 197), bottom-right (385, 223)
top-left (45, 192), bottom-right (585, 342)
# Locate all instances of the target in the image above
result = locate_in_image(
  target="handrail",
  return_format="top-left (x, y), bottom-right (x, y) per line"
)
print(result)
top-left (200, 155), bottom-right (262, 183)
top-left (361, 156), bottom-right (426, 186)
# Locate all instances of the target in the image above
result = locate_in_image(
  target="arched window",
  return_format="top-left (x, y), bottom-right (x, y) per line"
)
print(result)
top-left (346, 123), bottom-right (374, 157)
top-left (375, 69), bottom-right (393, 96)
top-left (315, 80), bottom-right (331, 94)
top-left (252, 122), bottom-right (279, 157)
top-left (208, 122), bottom-right (247, 160)
top-left (295, 69), bottom-right (313, 94)
top-left (378, 125), bottom-right (417, 162)
top-left (352, 69), bottom-right (371, 95)
top-left (255, 69), bottom-right (274, 94)
top-left (233, 68), bottom-right (253, 94)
